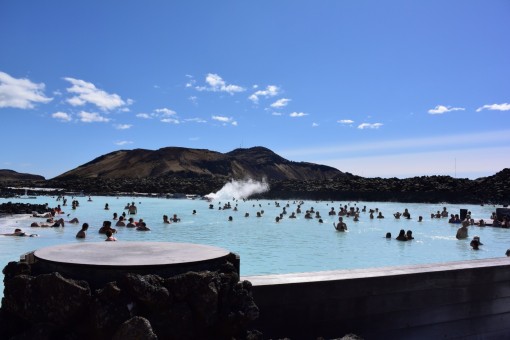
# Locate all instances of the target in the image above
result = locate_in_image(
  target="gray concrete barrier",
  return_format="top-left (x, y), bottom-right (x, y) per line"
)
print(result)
top-left (244, 258), bottom-right (510, 339)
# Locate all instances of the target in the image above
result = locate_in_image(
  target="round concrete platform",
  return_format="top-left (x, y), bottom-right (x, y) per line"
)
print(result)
top-left (32, 242), bottom-right (239, 288)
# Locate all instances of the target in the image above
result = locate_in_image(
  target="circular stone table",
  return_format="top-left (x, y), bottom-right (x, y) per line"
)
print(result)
top-left (33, 242), bottom-right (238, 288)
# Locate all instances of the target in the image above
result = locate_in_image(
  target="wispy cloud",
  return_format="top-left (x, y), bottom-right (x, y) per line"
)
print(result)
top-left (161, 118), bottom-right (180, 124)
top-left (188, 96), bottom-right (198, 105)
top-left (289, 112), bottom-right (308, 117)
top-left (0, 71), bottom-right (53, 109)
top-left (136, 113), bottom-right (152, 119)
top-left (338, 119), bottom-right (354, 124)
top-left (195, 73), bottom-right (245, 94)
top-left (114, 124), bottom-right (132, 130)
top-left (64, 77), bottom-right (128, 111)
top-left (52, 111), bottom-right (72, 122)
top-left (212, 115), bottom-right (237, 126)
top-left (78, 111), bottom-right (110, 123)
top-left (428, 105), bottom-right (465, 115)
top-left (312, 122), bottom-right (319, 127)
top-left (280, 129), bottom-right (510, 158)
top-left (476, 103), bottom-right (510, 112)
top-left (358, 123), bottom-right (383, 129)
top-left (249, 85), bottom-right (279, 104)
top-left (155, 108), bottom-right (176, 116)
top-left (184, 118), bottom-right (207, 123)
top-left (115, 140), bottom-right (133, 146)
top-left (270, 98), bottom-right (291, 108)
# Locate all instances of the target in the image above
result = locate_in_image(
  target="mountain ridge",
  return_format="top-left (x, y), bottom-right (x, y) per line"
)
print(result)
top-left (52, 146), bottom-right (345, 181)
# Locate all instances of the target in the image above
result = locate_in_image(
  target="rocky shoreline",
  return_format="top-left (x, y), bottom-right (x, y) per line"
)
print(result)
top-left (1, 168), bottom-right (509, 205)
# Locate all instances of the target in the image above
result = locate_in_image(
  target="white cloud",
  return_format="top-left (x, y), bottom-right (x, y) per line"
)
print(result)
top-left (272, 112), bottom-right (283, 116)
top-left (155, 108), bottom-right (176, 116)
top-left (52, 111), bottom-right (71, 122)
top-left (0, 71), bottom-right (53, 109)
top-left (358, 123), bottom-right (383, 129)
top-left (115, 140), bottom-right (133, 146)
top-left (188, 96), bottom-right (198, 104)
top-left (476, 103), bottom-right (510, 112)
top-left (312, 122), bottom-right (319, 127)
top-left (161, 118), bottom-right (180, 124)
top-left (270, 98), bottom-right (291, 108)
top-left (78, 111), bottom-right (110, 123)
top-left (185, 118), bottom-right (207, 123)
top-left (212, 115), bottom-right (237, 125)
top-left (136, 113), bottom-right (152, 119)
top-left (428, 105), bottom-right (465, 115)
top-left (249, 85), bottom-right (279, 103)
top-left (195, 73), bottom-right (245, 94)
top-left (64, 77), bottom-right (127, 111)
top-left (114, 124), bottom-right (132, 130)
top-left (289, 112), bottom-right (308, 117)
top-left (338, 119), bottom-right (354, 124)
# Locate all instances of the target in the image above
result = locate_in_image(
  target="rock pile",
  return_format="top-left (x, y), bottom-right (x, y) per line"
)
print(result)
top-left (1, 260), bottom-right (261, 340)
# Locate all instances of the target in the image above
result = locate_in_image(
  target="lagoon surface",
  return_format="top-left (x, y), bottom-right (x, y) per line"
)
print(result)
top-left (1, 194), bottom-right (509, 300)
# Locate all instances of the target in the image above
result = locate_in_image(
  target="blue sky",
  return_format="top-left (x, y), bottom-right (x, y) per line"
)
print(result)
top-left (1, 1), bottom-right (509, 180)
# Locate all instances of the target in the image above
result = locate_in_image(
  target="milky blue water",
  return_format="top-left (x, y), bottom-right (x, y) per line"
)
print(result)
top-left (1, 195), bottom-right (509, 300)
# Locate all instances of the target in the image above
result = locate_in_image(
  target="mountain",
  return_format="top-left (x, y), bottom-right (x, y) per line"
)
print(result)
top-left (0, 169), bottom-right (45, 182)
top-left (52, 146), bottom-right (345, 181)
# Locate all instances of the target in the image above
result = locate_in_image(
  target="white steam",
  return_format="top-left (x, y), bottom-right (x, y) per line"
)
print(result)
top-left (205, 179), bottom-right (270, 200)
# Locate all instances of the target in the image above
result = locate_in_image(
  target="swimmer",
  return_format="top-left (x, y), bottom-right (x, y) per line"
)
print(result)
top-left (68, 217), bottom-right (79, 224)
top-left (105, 229), bottom-right (117, 241)
top-left (228, 216), bottom-right (233, 222)
top-left (136, 222), bottom-right (150, 231)
top-left (396, 229), bottom-right (407, 241)
top-left (456, 221), bottom-right (469, 240)
top-left (128, 202), bottom-right (137, 215)
top-left (99, 221), bottom-right (116, 234)
top-left (126, 218), bottom-right (136, 228)
top-left (334, 217), bottom-right (347, 232)
top-left (418, 216), bottom-right (423, 222)
top-left (115, 216), bottom-right (126, 227)
top-left (470, 238), bottom-right (480, 250)
top-left (163, 215), bottom-right (171, 224)
top-left (377, 212), bottom-right (384, 219)
top-left (2, 228), bottom-right (26, 236)
top-left (385, 232), bottom-right (392, 239)
top-left (76, 223), bottom-right (88, 239)
top-left (171, 214), bottom-right (181, 222)
top-left (406, 230), bottom-right (414, 240)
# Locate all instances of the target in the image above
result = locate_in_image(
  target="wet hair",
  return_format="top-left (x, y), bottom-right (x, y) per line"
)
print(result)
top-left (385, 232), bottom-right (391, 238)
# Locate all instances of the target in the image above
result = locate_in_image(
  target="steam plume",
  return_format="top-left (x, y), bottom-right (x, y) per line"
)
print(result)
top-left (205, 179), bottom-right (269, 200)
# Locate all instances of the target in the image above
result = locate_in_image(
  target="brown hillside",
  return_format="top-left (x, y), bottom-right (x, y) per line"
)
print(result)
top-left (0, 169), bottom-right (45, 182)
top-left (53, 146), bottom-right (344, 181)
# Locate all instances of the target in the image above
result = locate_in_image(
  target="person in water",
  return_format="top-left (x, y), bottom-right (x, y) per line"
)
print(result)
top-left (396, 229), bottom-right (407, 241)
top-left (456, 221), bottom-right (469, 240)
top-left (99, 221), bottom-right (116, 234)
top-left (2, 228), bottom-right (27, 236)
top-left (76, 223), bottom-right (88, 239)
top-left (105, 229), bottom-right (117, 241)
top-left (334, 217), bottom-right (347, 232)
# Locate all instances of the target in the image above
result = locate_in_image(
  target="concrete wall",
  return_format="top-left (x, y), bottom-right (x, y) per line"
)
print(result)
top-left (243, 258), bottom-right (510, 339)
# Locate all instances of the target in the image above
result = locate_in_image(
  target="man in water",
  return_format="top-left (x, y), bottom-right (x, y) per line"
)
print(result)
top-left (456, 221), bottom-right (469, 239)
